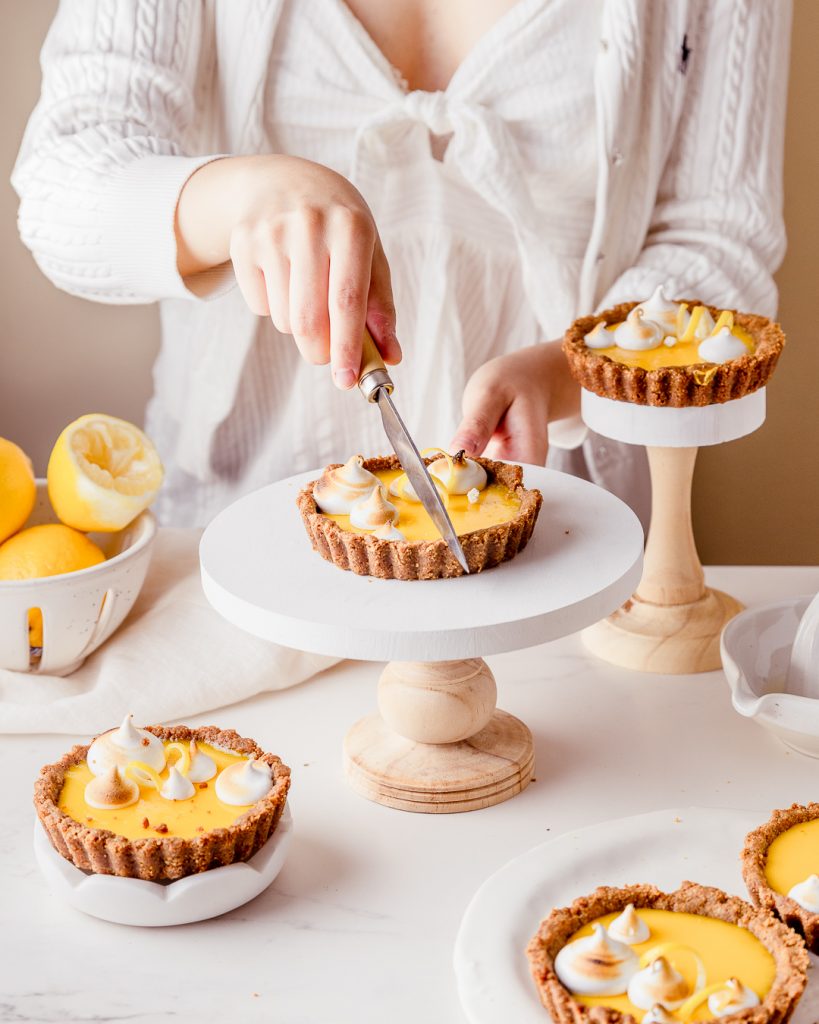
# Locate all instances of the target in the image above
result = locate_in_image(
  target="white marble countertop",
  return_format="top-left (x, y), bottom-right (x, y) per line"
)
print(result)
top-left (2, 566), bottom-right (818, 1024)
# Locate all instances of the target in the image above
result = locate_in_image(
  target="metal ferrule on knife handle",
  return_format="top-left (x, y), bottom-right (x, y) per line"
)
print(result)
top-left (358, 332), bottom-right (394, 402)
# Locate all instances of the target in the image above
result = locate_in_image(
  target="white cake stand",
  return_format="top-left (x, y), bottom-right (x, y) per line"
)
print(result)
top-left (581, 388), bottom-right (766, 674)
top-left (200, 466), bottom-right (643, 813)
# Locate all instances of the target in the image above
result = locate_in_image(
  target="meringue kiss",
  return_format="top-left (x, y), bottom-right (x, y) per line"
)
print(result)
top-left (554, 924), bottom-right (639, 996)
top-left (313, 455), bottom-right (378, 514)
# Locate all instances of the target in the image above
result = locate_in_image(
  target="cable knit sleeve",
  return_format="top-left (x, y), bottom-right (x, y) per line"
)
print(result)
top-left (599, 0), bottom-right (791, 318)
top-left (11, 0), bottom-right (232, 304)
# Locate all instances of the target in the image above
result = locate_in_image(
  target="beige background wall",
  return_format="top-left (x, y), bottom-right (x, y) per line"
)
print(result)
top-left (1, 1), bottom-right (817, 563)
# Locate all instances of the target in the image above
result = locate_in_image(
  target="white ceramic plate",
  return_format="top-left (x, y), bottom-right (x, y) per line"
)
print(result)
top-left (33, 804), bottom-right (293, 927)
top-left (453, 806), bottom-right (819, 1024)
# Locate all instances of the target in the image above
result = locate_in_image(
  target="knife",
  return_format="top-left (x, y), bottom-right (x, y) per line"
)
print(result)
top-left (358, 331), bottom-right (470, 574)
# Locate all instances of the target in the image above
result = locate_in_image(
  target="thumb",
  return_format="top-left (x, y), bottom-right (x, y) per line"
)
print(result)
top-left (451, 376), bottom-right (511, 456)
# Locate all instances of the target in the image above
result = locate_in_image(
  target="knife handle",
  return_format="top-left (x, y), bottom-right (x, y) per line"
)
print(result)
top-left (358, 329), bottom-right (394, 403)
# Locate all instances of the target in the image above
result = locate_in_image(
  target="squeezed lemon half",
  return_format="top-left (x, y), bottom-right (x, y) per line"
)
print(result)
top-left (47, 414), bottom-right (164, 531)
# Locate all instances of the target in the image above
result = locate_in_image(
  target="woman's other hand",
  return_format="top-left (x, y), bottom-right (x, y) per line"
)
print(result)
top-left (175, 155), bottom-right (401, 389)
top-left (450, 340), bottom-right (579, 465)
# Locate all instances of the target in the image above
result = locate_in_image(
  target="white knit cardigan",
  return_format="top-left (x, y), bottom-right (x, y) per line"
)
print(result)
top-left (12, 0), bottom-right (791, 493)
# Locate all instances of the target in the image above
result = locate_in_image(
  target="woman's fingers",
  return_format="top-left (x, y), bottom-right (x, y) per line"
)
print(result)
top-left (484, 395), bottom-right (549, 465)
top-left (450, 360), bottom-right (512, 456)
top-left (288, 212), bottom-right (331, 364)
top-left (327, 208), bottom-right (374, 389)
top-left (366, 238), bottom-right (401, 366)
top-left (259, 250), bottom-right (291, 334)
top-left (230, 231), bottom-right (271, 318)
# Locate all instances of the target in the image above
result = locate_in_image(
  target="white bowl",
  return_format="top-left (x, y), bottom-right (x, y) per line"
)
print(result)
top-left (0, 480), bottom-right (157, 675)
top-left (721, 595), bottom-right (819, 758)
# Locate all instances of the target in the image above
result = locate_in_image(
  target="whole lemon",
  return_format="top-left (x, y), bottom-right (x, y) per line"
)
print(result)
top-left (0, 523), bottom-right (105, 580)
top-left (48, 413), bottom-right (163, 532)
top-left (0, 524), bottom-right (106, 647)
top-left (0, 437), bottom-right (36, 544)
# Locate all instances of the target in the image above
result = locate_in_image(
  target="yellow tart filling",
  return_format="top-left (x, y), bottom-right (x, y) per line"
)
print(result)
top-left (763, 818), bottom-right (819, 899)
top-left (566, 909), bottom-right (775, 1021)
top-left (59, 741), bottom-right (252, 839)
top-left (324, 467), bottom-right (521, 542)
top-left (591, 323), bottom-right (755, 371)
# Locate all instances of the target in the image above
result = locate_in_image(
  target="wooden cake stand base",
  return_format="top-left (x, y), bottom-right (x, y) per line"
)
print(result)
top-left (199, 465), bottom-right (643, 814)
top-left (579, 389), bottom-right (765, 676)
top-left (583, 446), bottom-right (743, 673)
top-left (343, 659), bottom-right (534, 813)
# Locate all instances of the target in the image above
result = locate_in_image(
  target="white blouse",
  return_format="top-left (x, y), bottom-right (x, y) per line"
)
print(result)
top-left (13, 0), bottom-right (791, 529)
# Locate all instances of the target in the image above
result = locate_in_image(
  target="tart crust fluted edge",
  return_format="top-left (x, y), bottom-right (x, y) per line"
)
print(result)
top-left (526, 881), bottom-right (808, 1024)
top-left (562, 301), bottom-right (785, 407)
top-left (297, 455), bottom-right (542, 580)
top-left (742, 803), bottom-right (819, 954)
top-left (33, 725), bottom-right (290, 882)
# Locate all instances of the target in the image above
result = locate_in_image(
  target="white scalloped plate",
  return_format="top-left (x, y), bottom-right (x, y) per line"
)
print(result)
top-left (453, 806), bottom-right (819, 1024)
top-left (33, 804), bottom-right (293, 927)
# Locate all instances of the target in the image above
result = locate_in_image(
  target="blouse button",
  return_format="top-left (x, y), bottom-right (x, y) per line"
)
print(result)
top-left (612, 149), bottom-right (624, 166)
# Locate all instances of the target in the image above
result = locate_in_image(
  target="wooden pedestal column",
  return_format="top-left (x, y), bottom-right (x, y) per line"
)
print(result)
top-left (343, 658), bottom-right (534, 813)
top-left (582, 446), bottom-right (743, 673)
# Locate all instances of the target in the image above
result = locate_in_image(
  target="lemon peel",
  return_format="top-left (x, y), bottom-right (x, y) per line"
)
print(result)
top-left (677, 979), bottom-right (734, 1020)
top-left (639, 942), bottom-right (706, 993)
top-left (680, 306), bottom-right (706, 343)
top-left (165, 742), bottom-right (192, 776)
top-left (712, 310), bottom-right (735, 334)
top-left (126, 761), bottom-right (164, 792)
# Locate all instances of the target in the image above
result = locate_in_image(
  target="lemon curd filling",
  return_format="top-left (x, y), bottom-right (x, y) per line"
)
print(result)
top-left (325, 468), bottom-right (521, 542)
top-left (59, 741), bottom-right (251, 839)
top-left (594, 324), bottom-right (755, 371)
top-left (569, 909), bottom-right (775, 1021)
top-left (764, 818), bottom-right (819, 898)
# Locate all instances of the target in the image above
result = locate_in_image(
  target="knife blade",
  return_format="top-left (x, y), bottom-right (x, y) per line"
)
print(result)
top-left (358, 332), bottom-right (470, 574)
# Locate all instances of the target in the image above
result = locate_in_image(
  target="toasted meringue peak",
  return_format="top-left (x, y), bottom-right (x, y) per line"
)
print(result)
top-left (215, 758), bottom-right (273, 807)
top-left (313, 455), bottom-right (378, 514)
top-left (637, 285), bottom-right (679, 334)
top-left (84, 765), bottom-right (140, 810)
top-left (87, 714), bottom-right (166, 776)
top-left (614, 307), bottom-right (665, 352)
top-left (428, 451), bottom-right (487, 494)
top-left (185, 738), bottom-right (217, 783)
top-left (554, 923), bottom-right (640, 997)
top-left (707, 978), bottom-right (760, 1017)
top-left (372, 521), bottom-right (406, 541)
top-left (584, 321), bottom-right (612, 349)
top-left (160, 764), bottom-right (196, 801)
top-left (788, 873), bottom-right (819, 913)
top-left (642, 1005), bottom-right (677, 1024)
top-left (349, 485), bottom-right (398, 530)
top-left (608, 904), bottom-right (650, 945)
top-left (697, 326), bottom-right (748, 364)
top-left (628, 957), bottom-right (689, 1011)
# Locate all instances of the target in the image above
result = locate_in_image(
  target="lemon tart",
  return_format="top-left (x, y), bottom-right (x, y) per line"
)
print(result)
top-left (743, 803), bottom-right (819, 954)
top-left (562, 288), bottom-right (785, 407)
top-left (34, 717), bottom-right (290, 881)
top-left (297, 452), bottom-right (542, 579)
top-left (527, 882), bottom-right (807, 1022)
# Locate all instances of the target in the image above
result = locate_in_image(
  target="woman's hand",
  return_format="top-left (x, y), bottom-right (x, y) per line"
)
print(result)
top-left (450, 340), bottom-right (579, 465)
top-left (175, 155), bottom-right (400, 389)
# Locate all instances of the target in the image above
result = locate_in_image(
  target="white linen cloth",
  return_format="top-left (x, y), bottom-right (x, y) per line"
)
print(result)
top-left (0, 530), bottom-right (338, 734)
top-left (11, 0), bottom-right (791, 532)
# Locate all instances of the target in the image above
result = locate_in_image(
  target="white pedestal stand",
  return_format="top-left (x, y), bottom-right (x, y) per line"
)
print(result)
top-left (200, 466), bottom-right (643, 813)
top-left (581, 388), bottom-right (766, 674)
